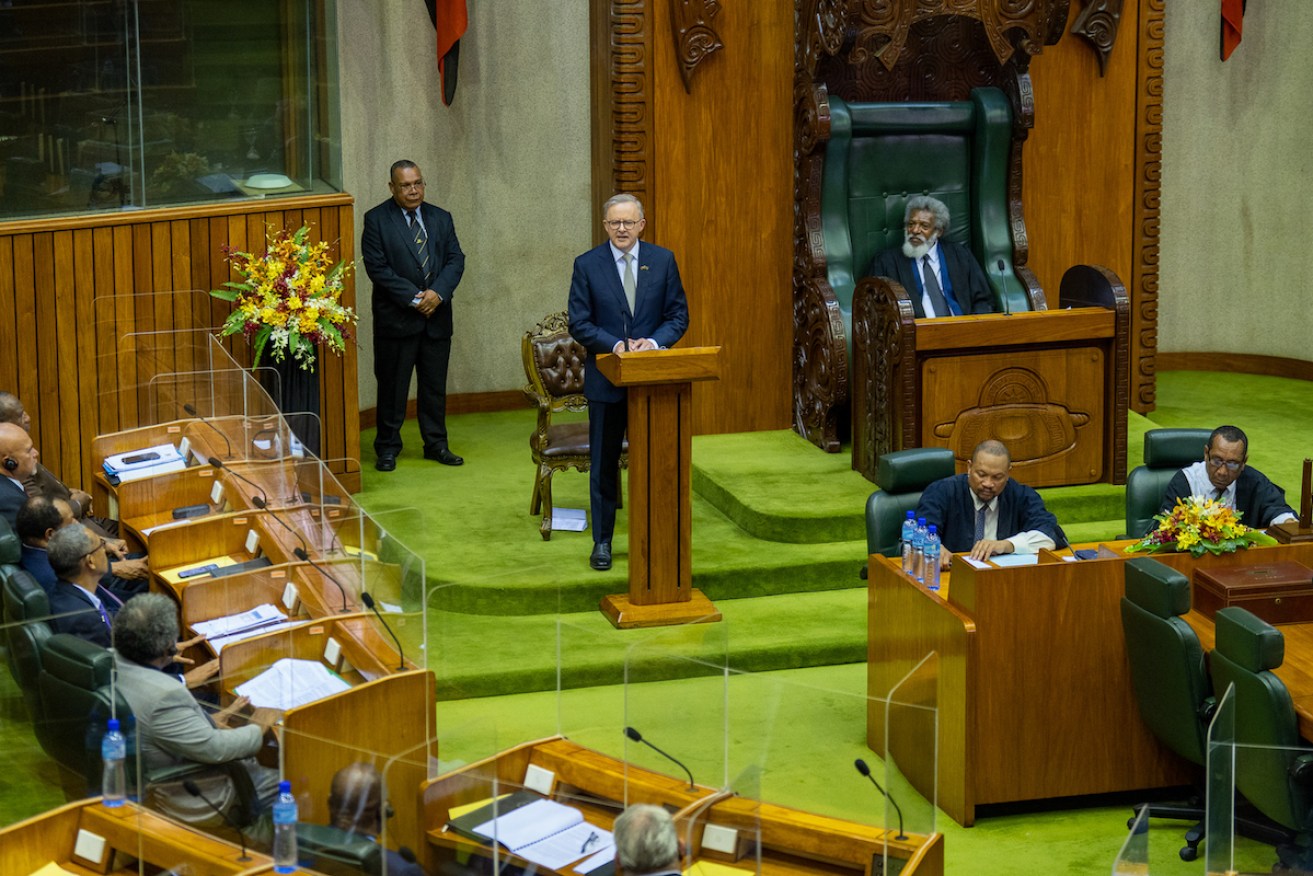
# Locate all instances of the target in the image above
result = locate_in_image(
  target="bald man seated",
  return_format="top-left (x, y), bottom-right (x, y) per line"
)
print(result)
top-left (324, 762), bottom-right (426, 875)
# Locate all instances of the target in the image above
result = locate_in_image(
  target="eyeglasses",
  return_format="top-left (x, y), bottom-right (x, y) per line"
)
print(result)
top-left (603, 219), bottom-right (641, 230)
top-left (395, 181), bottom-right (425, 191)
top-left (80, 538), bottom-right (107, 560)
top-left (1206, 455), bottom-right (1244, 472)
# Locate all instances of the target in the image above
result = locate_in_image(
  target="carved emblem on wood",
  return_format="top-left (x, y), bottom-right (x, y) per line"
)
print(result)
top-left (931, 367), bottom-right (1092, 467)
top-left (1072, 0), bottom-right (1125, 76)
top-left (670, 0), bottom-right (724, 92)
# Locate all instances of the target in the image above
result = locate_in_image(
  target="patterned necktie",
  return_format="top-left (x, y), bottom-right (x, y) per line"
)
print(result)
top-left (622, 253), bottom-right (637, 314)
top-left (1214, 487), bottom-right (1226, 503)
top-left (922, 255), bottom-right (951, 317)
top-left (407, 210), bottom-right (429, 283)
top-left (974, 502), bottom-right (989, 543)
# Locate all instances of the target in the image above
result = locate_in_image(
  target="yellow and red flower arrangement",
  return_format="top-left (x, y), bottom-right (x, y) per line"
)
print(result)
top-left (211, 226), bottom-right (356, 371)
top-left (1126, 496), bottom-right (1276, 557)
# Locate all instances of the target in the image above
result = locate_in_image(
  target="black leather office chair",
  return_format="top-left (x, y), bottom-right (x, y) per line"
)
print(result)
top-left (1210, 607), bottom-right (1313, 870)
top-left (1124, 428), bottom-right (1211, 539)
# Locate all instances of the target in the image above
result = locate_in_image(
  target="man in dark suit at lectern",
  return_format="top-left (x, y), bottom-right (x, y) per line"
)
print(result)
top-left (362, 160), bottom-right (466, 472)
top-left (568, 194), bottom-right (689, 571)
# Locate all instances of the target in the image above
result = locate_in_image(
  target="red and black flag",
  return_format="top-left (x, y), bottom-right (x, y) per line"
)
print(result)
top-left (1221, 0), bottom-right (1246, 61)
top-left (424, 0), bottom-right (468, 106)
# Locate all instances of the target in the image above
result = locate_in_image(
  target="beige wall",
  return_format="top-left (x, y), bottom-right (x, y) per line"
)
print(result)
top-left (337, 2), bottom-right (593, 409)
top-left (1160, 2), bottom-right (1313, 360)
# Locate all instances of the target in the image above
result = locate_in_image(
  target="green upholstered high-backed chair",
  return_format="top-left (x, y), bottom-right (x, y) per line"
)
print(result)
top-left (3, 569), bottom-right (52, 719)
top-left (1120, 557), bottom-right (1212, 859)
top-left (1210, 607), bottom-right (1313, 867)
top-left (822, 88), bottom-right (1028, 340)
top-left (1124, 429), bottom-right (1212, 539)
top-left (295, 824), bottom-right (385, 875)
top-left (0, 514), bottom-right (22, 585)
top-left (865, 447), bottom-right (956, 560)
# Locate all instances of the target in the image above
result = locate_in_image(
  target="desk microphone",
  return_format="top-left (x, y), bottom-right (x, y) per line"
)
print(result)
top-left (995, 259), bottom-right (1013, 316)
top-left (183, 404), bottom-right (234, 459)
top-left (182, 779), bottom-right (251, 861)
top-left (854, 758), bottom-right (906, 840)
top-left (624, 726), bottom-right (696, 791)
top-left (251, 495), bottom-right (310, 556)
top-left (293, 546), bottom-right (351, 613)
top-left (362, 592), bottom-right (406, 671)
top-left (207, 457), bottom-right (268, 508)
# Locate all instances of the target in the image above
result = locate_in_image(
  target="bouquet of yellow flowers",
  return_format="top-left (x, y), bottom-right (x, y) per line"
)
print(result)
top-left (1126, 496), bottom-right (1276, 557)
top-left (211, 226), bottom-right (357, 371)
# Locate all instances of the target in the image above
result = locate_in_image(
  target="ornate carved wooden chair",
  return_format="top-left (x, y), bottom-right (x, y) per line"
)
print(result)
top-left (794, 4), bottom-right (1128, 488)
top-left (521, 312), bottom-right (625, 541)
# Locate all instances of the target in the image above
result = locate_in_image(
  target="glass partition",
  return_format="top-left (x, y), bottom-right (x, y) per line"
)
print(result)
top-left (884, 650), bottom-right (939, 871)
top-left (0, 0), bottom-right (342, 220)
top-left (1112, 806), bottom-right (1151, 874)
top-left (1206, 682), bottom-right (1237, 876)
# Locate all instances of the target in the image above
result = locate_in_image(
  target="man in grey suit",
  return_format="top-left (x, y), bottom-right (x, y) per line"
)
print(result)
top-left (361, 160), bottom-right (466, 471)
top-left (112, 594), bottom-right (280, 826)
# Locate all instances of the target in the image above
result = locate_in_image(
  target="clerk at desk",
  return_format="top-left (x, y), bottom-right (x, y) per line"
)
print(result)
top-left (917, 439), bottom-right (1066, 568)
top-left (1158, 424), bottom-right (1297, 528)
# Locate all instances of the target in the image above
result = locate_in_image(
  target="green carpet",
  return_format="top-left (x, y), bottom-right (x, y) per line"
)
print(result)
top-left (4, 369), bottom-right (1311, 873)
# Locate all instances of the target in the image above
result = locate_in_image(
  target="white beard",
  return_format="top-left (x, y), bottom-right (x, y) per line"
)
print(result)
top-left (902, 233), bottom-right (937, 261)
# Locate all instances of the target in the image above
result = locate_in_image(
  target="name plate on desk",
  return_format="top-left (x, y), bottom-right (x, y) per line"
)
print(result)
top-left (1194, 561), bottom-right (1313, 624)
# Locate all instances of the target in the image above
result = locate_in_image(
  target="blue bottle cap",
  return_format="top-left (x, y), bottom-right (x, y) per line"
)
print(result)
top-left (279, 780), bottom-right (291, 793)
top-left (928, 524), bottom-right (937, 533)
top-left (107, 718), bottom-right (119, 732)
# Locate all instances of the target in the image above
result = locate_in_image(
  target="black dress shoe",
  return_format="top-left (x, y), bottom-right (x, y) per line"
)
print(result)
top-left (375, 454), bottom-right (396, 472)
top-left (424, 447), bottom-right (464, 466)
top-left (590, 542), bottom-right (612, 571)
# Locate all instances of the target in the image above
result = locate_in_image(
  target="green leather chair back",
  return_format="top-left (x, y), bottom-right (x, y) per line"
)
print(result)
top-left (1124, 428), bottom-right (1212, 538)
top-left (1210, 607), bottom-right (1313, 833)
top-left (36, 632), bottom-right (132, 794)
top-left (2, 569), bottom-right (52, 717)
top-left (296, 823), bottom-right (385, 875)
top-left (865, 447), bottom-right (957, 557)
top-left (1120, 558), bottom-right (1212, 765)
top-left (822, 87), bottom-right (1021, 359)
top-left (0, 514), bottom-right (21, 583)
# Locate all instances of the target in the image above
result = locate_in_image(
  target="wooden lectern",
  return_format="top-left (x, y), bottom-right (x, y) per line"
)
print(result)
top-left (595, 346), bottom-right (722, 628)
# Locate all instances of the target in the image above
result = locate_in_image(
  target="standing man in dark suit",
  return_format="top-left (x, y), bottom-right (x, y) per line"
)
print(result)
top-left (1159, 425), bottom-right (1297, 528)
top-left (568, 194), bottom-right (689, 571)
top-left (0, 421), bottom-right (40, 528)
top-left (362, 160), bottom-right (466, 472)
top-left (868, 195), bottom-right (995, 318)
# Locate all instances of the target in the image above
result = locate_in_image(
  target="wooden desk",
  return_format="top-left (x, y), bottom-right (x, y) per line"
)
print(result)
top-left (420, 737), bottom-right (942, 876)
top-left (867, 540), bottom-right (1313, 826)
top-left (0, 797), bottom-right (272, 875)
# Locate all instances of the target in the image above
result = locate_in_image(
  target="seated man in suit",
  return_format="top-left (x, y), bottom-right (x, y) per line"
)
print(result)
top-left (868, 195), bottom-right (995, 318)
top-left (45, 523), bottom-right (123, 647)
top-left (112, 593), bottom-right (280, 826)
top-left (917, 439), bottom-right (1065, 568)
top-left (16, 495), bottom-right (76, 596)
top-left (0, 391), bottom-right (148, 583)
top-left (0, 421), bottom-right (40, 528)
top-left (1159, 424), bottom-right (1296, 528)
top-left (322, 762), bottom-right (425, 875)
top-left (613, 803), bottom-right (682, 876)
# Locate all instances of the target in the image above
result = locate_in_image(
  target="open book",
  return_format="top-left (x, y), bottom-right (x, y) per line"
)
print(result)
top-left (464, 796), bottom-right (614, 871)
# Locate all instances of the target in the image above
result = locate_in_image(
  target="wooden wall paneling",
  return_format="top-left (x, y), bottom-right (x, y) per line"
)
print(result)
top-left (0, 237), bottom-right (15, 392)
top-left (644, 0), bottom-right (794, 435)
top-left (91, 227), bottom-right (116, 436)
top-left (0, 194), bottom-right (360, 492)
top-left (32, 232), bottom-right (58, 467)
top-left (73, 228), bottom-right (97, 483)
top-left (112, 224), bottom-right (136, 430)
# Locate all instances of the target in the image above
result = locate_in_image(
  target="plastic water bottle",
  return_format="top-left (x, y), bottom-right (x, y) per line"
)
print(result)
top-left (924, 525), bottom-right (942, 592)
top-left (912, 517), bottom-right (929, 583)
top-left (101, 718), bottom-right (126, 807)
top-left (272, 780), bottom-right (298, 873)
top-left (900, 511), bottom-right (917, 575)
